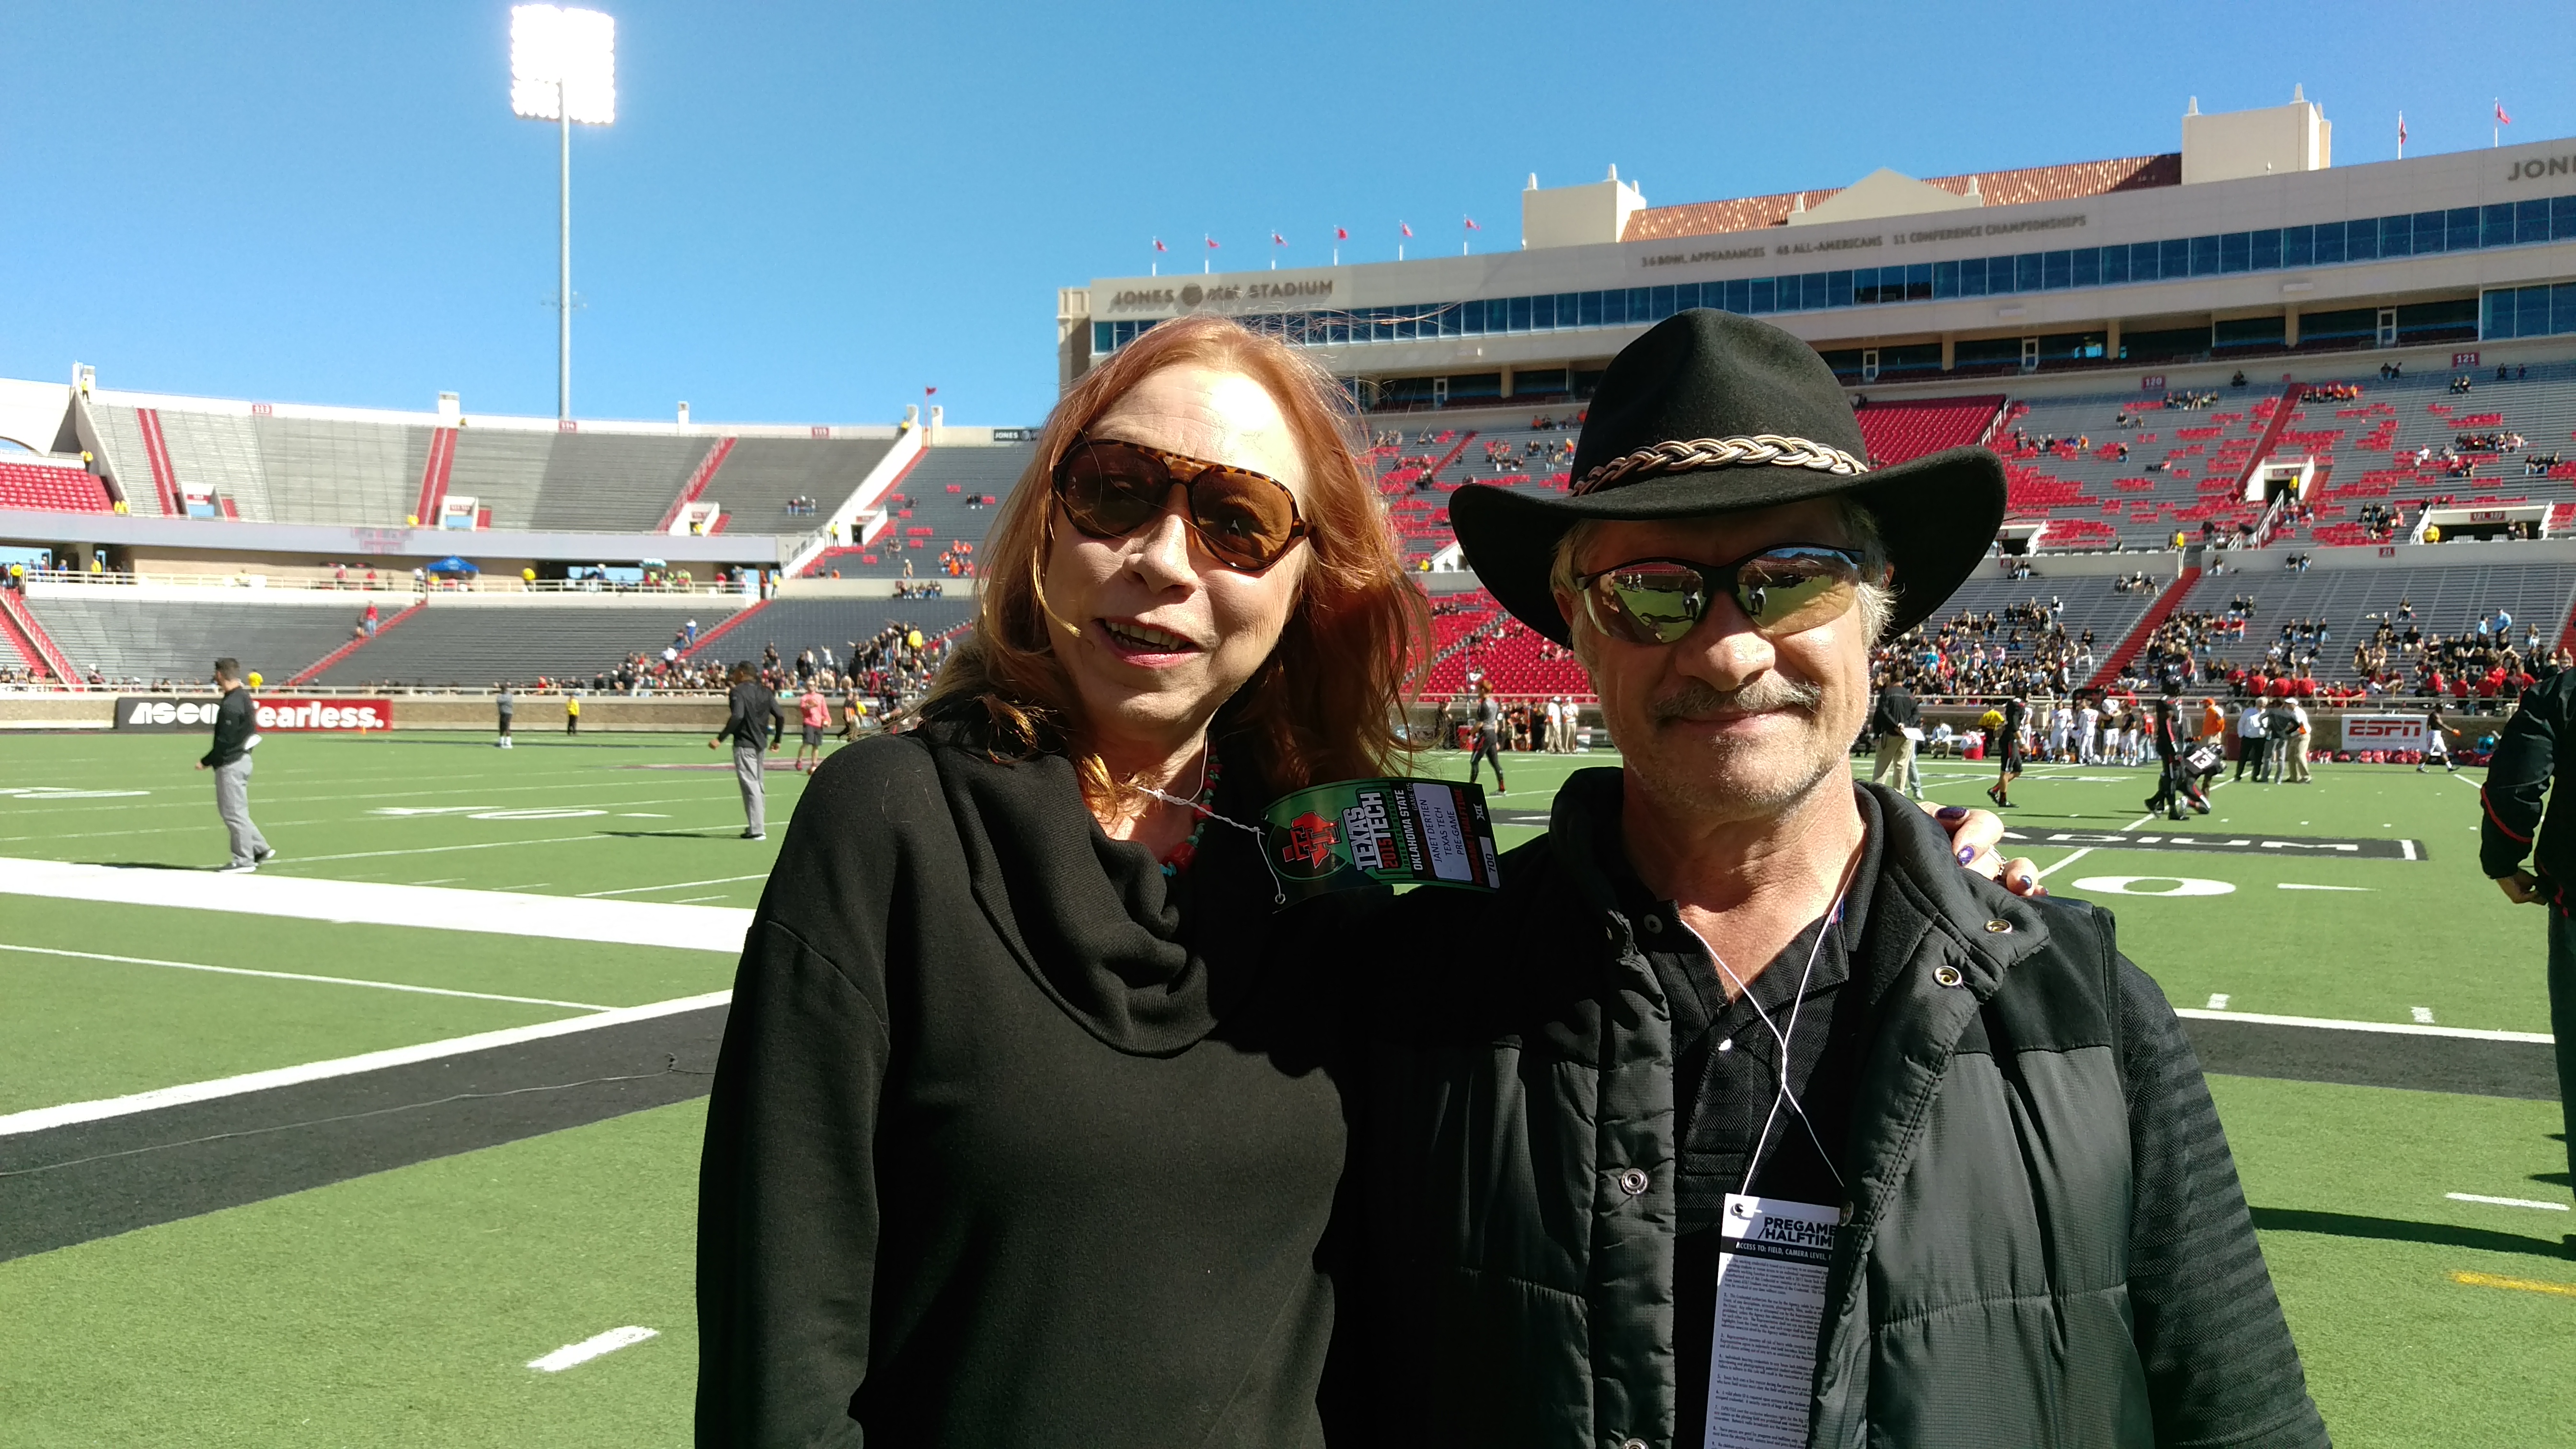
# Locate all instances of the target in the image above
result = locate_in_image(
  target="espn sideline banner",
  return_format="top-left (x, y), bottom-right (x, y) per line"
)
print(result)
top-left (2338, 714), bottom-right (2427, 751)
top-left (115, 697), bottom-right (393, 733)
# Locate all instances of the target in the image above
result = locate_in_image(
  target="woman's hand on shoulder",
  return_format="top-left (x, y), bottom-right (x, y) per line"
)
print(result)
top-left (1921, 800), bottom-right (2044, 897)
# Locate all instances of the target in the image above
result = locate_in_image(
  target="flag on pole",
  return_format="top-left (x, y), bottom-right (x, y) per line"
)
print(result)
top-left (1153, 237), bottom-right (1167, 253)
top-left (1206, 235), bottom-right (1219, 248)
top-left (1334, 226), bottom-right (1348, 241)
top-left (2397, 111), bottom-right (2407, 151)
top-left (2496, 100), bottom-right (2513, 125)
top-left (1400, 221), bottom-right (1413, 237)
top-left (1463, 216), bottom-right (1481, 231)
top-left (1272, 231), bottom-right (1287, 246)
top-left (925, 387), bottom-right (937, 396)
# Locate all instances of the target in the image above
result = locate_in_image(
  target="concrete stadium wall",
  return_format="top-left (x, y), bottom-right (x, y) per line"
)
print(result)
top-left (0, 692), bottom-right (728, 733)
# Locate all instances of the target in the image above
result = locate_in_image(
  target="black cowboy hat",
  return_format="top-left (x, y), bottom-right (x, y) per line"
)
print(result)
top-left (1450, 309), bottom-right (2005, 645)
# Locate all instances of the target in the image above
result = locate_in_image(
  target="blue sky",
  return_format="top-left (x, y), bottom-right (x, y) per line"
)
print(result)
top-left (5, 2), bottom-right (2568, 427)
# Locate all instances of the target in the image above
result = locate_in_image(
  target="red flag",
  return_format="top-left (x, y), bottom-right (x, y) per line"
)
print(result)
top-left (925, 387), bottom-right (937, 396)
top-left (1206, 235), bottom-right (1219, 249)
top-left (1272, 230), bottom-right (1286, 245)
top-left (2496, 100), bottom-right (2513, 125)
top-left (1400, 221), bottom-right (1413, 238)
top-left (1334, 226), bottom-right (1348, 241)
top-left (2398, 111), bottom-right (2408, 146)
top-left (1152, 237), bottom-right (1167, 253)
top-left (1464, 216), bottom-right (1481, 231)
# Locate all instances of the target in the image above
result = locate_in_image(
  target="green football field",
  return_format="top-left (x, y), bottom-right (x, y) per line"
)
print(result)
top-left (0, 730), bottom-right (2567, 1447)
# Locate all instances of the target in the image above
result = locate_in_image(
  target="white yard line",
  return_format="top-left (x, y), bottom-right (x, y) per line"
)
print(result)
top-left (579, 873), bottom-right (770, 898)
top-left (2036, 848), bottom-right (2093, 880)
top-left (0, 942), bottom-right (610, 1012)
top-left (529, 1326), bottom-right (659, 1372)
top-left (0, 989), bottom-right (732, 1137)
top-left (2447, 1192), bottom-right (2570, 1212)
top-left (264, 824), bottom-right (739, 864)
top-left (2173, 1007), bottom-right (2552, 1044)
top-left (0, 856), bottom-right (753, 954)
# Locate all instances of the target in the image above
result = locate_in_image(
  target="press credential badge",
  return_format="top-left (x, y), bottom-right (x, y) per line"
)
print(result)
top-left (1706, 1193), bottom-right (1843, 1449)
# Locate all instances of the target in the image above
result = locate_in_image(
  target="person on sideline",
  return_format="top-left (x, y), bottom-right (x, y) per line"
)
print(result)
top-left (1868, 672), bottom-right (1920, 798)
top-left (494, 683), bottom-right (515, 749)
top-left (565, 692), bottom-right (581, 735)
top-left (1468, 678), bottom-right (1509, 794)
top-left (711, 662), bottom-right (782, 840)
top-left (792, 678), bottom-right (829, 773)
top-left (1361, 310), bottom-right (2324, 1449)
top-left (2422, 701), bottom-right (2461, 772)
top-left (196, 657), bottom-right (274, 874)
top-left (1987, 690), bottom-right (2026, 807)
top-left (2237, 697), bottom-right (2269, 781)
top-left (2479, 669), bottom-right (2576, 1204)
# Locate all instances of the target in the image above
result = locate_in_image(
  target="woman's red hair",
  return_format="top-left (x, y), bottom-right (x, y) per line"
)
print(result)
top-left (924, 313), bottom-right (1429, 798)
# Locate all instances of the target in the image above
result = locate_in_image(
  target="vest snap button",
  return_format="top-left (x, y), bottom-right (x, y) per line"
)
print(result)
top-left (1642, 915), bottom-right (1663, 934)
top-left (1616, 1168), bottom-right (1649, 1196)
top-left (1624, 1440), bottom-right (1649, 1449)
top-left (1984, 919), bottom-right (2013, 934)
top-left (1934, 965), bottom-right (1965, 988)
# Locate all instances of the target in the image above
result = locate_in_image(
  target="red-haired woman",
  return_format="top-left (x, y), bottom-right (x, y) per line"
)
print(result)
top-left (695, 315), bottom-right (1424, 1448)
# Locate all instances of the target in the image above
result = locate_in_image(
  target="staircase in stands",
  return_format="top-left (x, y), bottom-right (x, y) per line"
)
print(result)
top-left (656, 437), bottom-right (739, 532)
top-left (678, 599), bottom-right (767, 659)
top-left (0, 590), bottom-right (85, 687)
top-left (288, 601), bottom-right (425, 685)
top-left (2085, 567), bottom-right (2202, 690)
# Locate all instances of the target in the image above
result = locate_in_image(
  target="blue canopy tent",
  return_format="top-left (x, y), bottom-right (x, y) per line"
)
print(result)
top-left (425, 556), bottom-right (479, 575)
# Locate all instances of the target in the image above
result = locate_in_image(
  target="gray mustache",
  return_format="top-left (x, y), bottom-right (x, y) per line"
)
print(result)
top-left (1648, 675), bottom-right (1825, 724)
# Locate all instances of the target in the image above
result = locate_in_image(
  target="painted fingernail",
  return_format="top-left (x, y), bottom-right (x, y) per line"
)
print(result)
top-left (2034, 885), bottom-right (2049, 896)
top-left (1936, 806), bottom-right (1968, 821)
top-left (2015, 873), bottom-right (2036, 888)
top-left (1958, 846), bottom-right (1978, 864)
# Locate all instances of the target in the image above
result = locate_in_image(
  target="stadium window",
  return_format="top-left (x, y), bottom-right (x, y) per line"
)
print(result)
top-left (1571, 367), bottom-right (1608, 398)
top-left (2555, 281), bottom-right (2576, 336)
top-left (2213, 315), bottom-right (2285, 351)
top-left (2519, 199), bottom-right (2553, 245)
top-left (1325, 316), bottom-right (1348, 345)
top-left (1819, 348), bottom-right (1868, 383)
top-left (1648, 285), bottom-right (1675, 320)
top-left (1507, 296), bottom-right (1532, 333)
top-left (1093, 322), bottom-right (1114, 354)
top-left (2556, 196), bottom-right (2576, 241)
top-left (1438, 304), bottom-right (1462, 338)
top-left (2345, 220), bottom-right (2378, 262)
top-left (1560, 291), bottom-right (1585, 324)
top-left (2098, 246), bottom-right (2128, 286)
top-left (1724, 277), bottom-right (1751, 313)
top-left (2296, 306), bottom-right (2376, 349)
top-left (2449, 207), bottom-right (2482, 252)
top-left (2013, 253), bottom-right (2043, 292)
top-left (2219, 233), bottom-right (2250, 274)
top-left (2312, 221), bottom-right (2345, 265)
top-left (1577, 290), bottom-right (1603, 328)
top-left (2069, 249), bottom-right (2099, 289)
top-left (1626, 287), bottom-right (1652, 321)
top-left (2041, 250), bottom-right (2072, 289)
top-left (1672, 283), bottom-right (1701, 313)
top-left (1850, 267), bottom-right (1876, 306)
top-left (2394, 298), bottom-right (2479, 346)
top-left (2250, 229), bottom-right (2281, 271)
top-left (2187, 235), bottom-right (2220, 276)
top-left (1932, 260), bottom-right (1959, 299)
top-left (1804, 273), bottom-right (1834, 310)
top-left (1748, 277), bottom-right (1776, 313)
top-left (1530, 294), bottom-right (1554, 331)
top-left (2519, 285), bottom-right (2552, 338)
top-left (2482, 203), bottom-right (2515, 248)
top-left (2405, 211), bottom-right (2439, 253)
top-left (1905, 263), bottom-right (1932, 301)
top-left (2281, 226), bottom-right (2312, 268)
top-left (1388, 311), bottom-right (1411, 341)
top-left (2371, 215), bottom-right (2406, 257)
top-left (1966, 255), bottom-right (1996, 296)
top-left (1817, 269), bottom-right (1845, 307)
top-left (2160, 238), bottom-right (2190, 279)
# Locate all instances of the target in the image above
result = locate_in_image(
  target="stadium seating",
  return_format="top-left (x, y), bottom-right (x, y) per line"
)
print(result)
top-left (2290, 361), bottom-right (2576, 547)
top-left (1853, 394), bottom-right (2005, 463)
top-left (806, 444), bottom-right (1023, 575)
top-left (310, 602), bottom-right (748, 687)
top-left (707, 597), bottom-right (976, 667)
top-left (704, 437), bottom-right (898, 535)
top-left (1987, 385), bottom-right (2288, 550)
top-left (88, 405), bottom-right (165, 516)
top-left (2171, 560), bottom-right (2576, 683)
top-left (255, 418), bottom-right (432, 526)
top-left (25, 593), bottom-right (388, 686)
top-left (0, 460), bottom-right (113, 513)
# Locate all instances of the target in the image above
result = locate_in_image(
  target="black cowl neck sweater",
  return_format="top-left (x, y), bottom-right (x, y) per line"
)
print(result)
top-left (697, 713), bottom-right (1356, 1449)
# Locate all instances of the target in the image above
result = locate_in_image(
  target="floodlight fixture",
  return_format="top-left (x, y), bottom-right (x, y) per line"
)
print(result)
top-left (510, 5), bottom-right (616, 420)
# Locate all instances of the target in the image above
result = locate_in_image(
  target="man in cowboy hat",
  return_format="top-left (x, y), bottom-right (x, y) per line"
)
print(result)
top-left (1356, 311), bottom-right (2323, 1448)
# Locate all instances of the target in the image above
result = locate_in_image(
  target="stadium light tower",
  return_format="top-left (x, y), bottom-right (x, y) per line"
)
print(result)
top-left (510, 5), bottom-right (616, 421)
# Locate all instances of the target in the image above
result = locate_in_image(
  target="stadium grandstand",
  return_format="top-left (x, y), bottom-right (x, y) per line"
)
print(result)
top-left (13, 94), bottom-right (2576, 712)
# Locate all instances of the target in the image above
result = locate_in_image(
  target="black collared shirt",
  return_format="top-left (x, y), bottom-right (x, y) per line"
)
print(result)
top-left (1603, 788), bottom-right (1886, 1449)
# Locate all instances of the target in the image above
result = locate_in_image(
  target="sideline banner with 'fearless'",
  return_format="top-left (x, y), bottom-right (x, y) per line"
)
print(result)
top-left (116, 697), bottom-right (392, 733)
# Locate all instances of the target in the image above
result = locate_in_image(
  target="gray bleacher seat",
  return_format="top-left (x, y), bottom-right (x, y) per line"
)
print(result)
top-left (88, 405), bottom-right (163, 517)
top-left (27, 594), bottom-right (376, 685)
top-left (525, 434), bottom-right (709, 533)
top-left (255, 417), bottom-right (430, 526)
top-left (708, 597), bottom-right (975, 667)
top-left (155, 411), bottom-right (276, 521)
top-left (707, 437), bottom-right (898, 534)
top-left (812, 445), bottom-right (1024, 576)
top-left (311, 601), bottom-right (750, 688)
top-left (2175, 560), bottom-right (2576, 683)
top-left (443, 431), bottom-right (555, 530)
top-left (1913, 571), bottom-right (2162, 665)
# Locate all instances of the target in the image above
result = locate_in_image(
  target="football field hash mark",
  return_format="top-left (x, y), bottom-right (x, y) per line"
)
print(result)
top-left (2447, 1193), bottom-right (2570, 1212)
top-left (528, 1325), bottom-right (658, 1372)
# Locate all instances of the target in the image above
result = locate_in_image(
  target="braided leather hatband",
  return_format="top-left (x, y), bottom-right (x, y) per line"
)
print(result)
top-left (1570, 433), bottom-right (1868, 497)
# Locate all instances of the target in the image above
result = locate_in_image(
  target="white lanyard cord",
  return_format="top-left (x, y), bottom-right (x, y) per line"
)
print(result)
top-left (1681, 849), bottom-right (1862, 1200)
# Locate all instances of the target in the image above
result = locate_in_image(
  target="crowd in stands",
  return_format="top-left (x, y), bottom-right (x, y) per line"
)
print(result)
top-left (2155, 390), bottom-right (2222, 411)
top-left (2110, 571), bottom-right (2161, 594)
top-left (1870, 597), bottom-right (2094, 699)
top-left (2298, 382), bottom-right (2364, 403)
